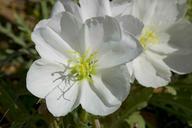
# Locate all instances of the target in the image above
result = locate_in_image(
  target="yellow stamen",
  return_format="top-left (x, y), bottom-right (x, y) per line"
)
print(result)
top-left (139, 27), bottom-right (159, 49)
top-left (69, 50), bottom-right (97, 82)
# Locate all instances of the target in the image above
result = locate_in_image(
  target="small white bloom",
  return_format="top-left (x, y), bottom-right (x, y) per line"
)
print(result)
top-left (27, 11), bottom-right (142, 117)
top-left (110, 0), bottom-right (192, 88)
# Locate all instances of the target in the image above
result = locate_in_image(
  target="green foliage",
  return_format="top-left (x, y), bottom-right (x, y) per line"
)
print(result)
top-left (150, 75), bottom-right (192, 127)
top-left (99, 86), bottom-right (153, 128)
top-left (126, 112), bottom-right (145, 128)
top-left (187, 0), bottom-right (192, 21)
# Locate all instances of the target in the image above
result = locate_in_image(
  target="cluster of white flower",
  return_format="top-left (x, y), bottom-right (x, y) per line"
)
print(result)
top-left (26, 0), bottom-right (192, 117)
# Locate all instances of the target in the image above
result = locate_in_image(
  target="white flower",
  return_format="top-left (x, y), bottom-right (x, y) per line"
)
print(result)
top-left (51, 0), bottom-right (144, 40)
top-left (27, 10), bottom-right (142, 117)
top-left (109, 0), bottom-right (192, 88)
top-left (51, 0), bottom-right (144, 81)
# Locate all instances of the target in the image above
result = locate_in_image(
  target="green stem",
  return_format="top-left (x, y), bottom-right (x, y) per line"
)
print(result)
top-left (80, 110), bottom-right (89, 123)
top-left (78, 110), bottom-right (89, 128)
top-left (93, 119), bottom-right (101, 128)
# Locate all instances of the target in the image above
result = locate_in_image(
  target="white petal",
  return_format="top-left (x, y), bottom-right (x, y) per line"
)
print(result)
top-left (33, 19), bottom-right (49, 30)
top-left (60, 12), bottom-right (84, 54)
top-left (90, 75), bottom-right (121, 107)
top-left (101, 65), bottom-right (131, 101)
top-left (110, 0), bottom-right (132, 17)
top-left (143, 0), bottom-right (179, 30)
top-left (149, 43), bottom-right (177, 55)
top-left (145, 51), bottom-right (172, 80)
top-left (117, 15), bottom-right (144, 36)
top-left (32, 27), bottom-right (73, 63)
top-left (126, 62), bottom-right (135, 83)
top-left (98, 32), bottom-right (142, 69)
top-left (80, 81), bottom-right (121, 116)
top-left (59, 0), bottom-right (82, 21)
top-left (164, 53), bottom-right (192, 74)
top-left (32, 14), bottom-right (73, 63)
top-left (46, 83), bottom-right (80, 117)
top-left (35, 13), bottom-right (62, 34)
top-left (84, 16), bottom-right (121, 52)
top-left (130, 0), bottom-right (154, 19)
top-left (177, 0), bottom-right (187, 18)
top-left (39, 27), bottom-right (74, 56)
top-left (133, 53), bottom-right (171, 88)
top-left (164, 20), bottom-right (192, 74)
top-left (79, 0), bottom-right (111, 21)
top-left (27, 59), bottom-right (66, 98)
top-left (130, 0), bottom-right (180, 30)
top-left (149, 33), bottom-right (177, 55)
top-left (51, 0), bottom-right (65, 17)
top-left (89, 65), bottom-right (130, 107)
top-left (167, 20), bottom-right (192, 50)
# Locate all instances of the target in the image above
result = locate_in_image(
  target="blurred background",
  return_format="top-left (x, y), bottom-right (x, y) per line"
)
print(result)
top-left (0, 0), bottom-right (192, 128)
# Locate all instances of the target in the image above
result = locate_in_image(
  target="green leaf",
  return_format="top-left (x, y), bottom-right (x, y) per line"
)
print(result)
top-left (101, 86), bottom-right (153, 128)
top-left (0, 80), bottom-right (29, 121)
top-left (126, 112), bottom-right (145, 128)
top-left (40, 0), bottom-right (50, 19)
top-left (150, 81), bottom-right (192, 126)
top-left (121, 86), bottom-right (153, 117)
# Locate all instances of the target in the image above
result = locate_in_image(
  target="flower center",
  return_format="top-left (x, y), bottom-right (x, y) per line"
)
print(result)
top-left (139, 27), bottom-right (159, 49)
top-left (50, 51), bottom-right (97, 101)
top-left (68, 51), bottom-right (97, 82)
